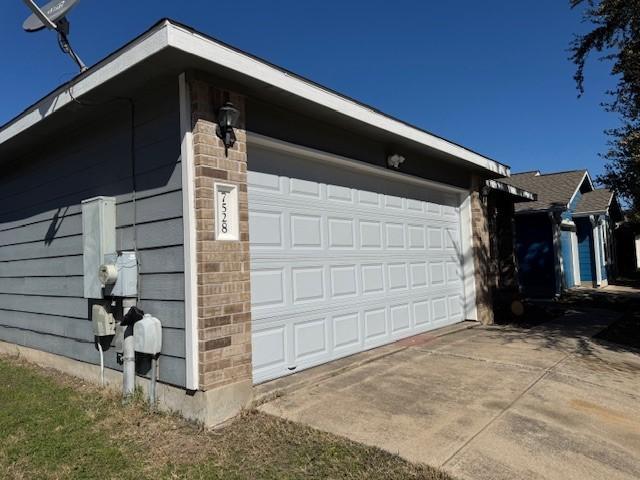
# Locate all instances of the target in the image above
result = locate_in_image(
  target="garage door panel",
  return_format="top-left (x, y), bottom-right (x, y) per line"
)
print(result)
top-left (293, 317), bottom-right (328, 362)
top-left (388, 263), bottom-right (409, 291)
top-left (249, 169), bottom-right (466, 383)
top-left (291, 214), bottom-right (322, 248)
top-left (328, 217), bottom-right (355, 249)
top-left (385, 223), bottom-right (406, 249)
top-left (363, 307), bottom-right (387, 343)
top-left (410, 262), bottom-right (428, 288)
top-left (413, 300), bottom-right (430, 327)
top-left (249, 210), bottom-right (283, 248)
top-left (429, 262), bottom-right (446, 286)
top-left (327, 184), bottom-right (353, 203)
top-left (333, 312), bottom-right (361, 352)
top-left (362, 263), bottom-right (385, 294)
top-left (390, 303), bottom-right (411, 335)
top-left (330, 265), bottom-right (358, 298)
top-left (432, 296), bottom-right (448, 322)
top-left (250, 268), bottom-right (285, 308)
top-left (252, 326), bottom-right (287, 373)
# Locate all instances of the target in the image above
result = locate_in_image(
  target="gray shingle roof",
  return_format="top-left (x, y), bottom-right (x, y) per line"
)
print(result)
top-left (574, 188), bottom-right (614, 214)
top-left (500, 170), bottom-right (588, 213)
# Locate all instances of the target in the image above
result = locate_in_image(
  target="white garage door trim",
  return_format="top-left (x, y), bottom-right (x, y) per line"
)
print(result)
top-left (247, 134), bottom-right (477, 384)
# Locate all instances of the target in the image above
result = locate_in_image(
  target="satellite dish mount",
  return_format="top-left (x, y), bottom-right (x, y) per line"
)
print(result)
top-left (22, 0), bottom-right (87, 72)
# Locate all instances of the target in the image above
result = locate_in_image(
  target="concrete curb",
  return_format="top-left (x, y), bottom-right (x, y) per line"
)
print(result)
top-left (251, 321), bottom-right (478, 408)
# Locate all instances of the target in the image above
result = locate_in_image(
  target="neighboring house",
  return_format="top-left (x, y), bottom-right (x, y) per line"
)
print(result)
top-left (501, 170), bottom-right (623, 297)
top-left (1, 19), bottom-right (523, 426)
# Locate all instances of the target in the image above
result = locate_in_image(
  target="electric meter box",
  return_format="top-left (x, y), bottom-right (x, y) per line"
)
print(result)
top-left (133, 314), bottom-right (162, 355)
top-left (82, 196), bottom-right (116, 299)
top-left (101, 251), bottom-right (138, 297)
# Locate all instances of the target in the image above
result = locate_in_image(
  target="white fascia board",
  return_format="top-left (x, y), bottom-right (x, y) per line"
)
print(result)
top-left (247, 132), bottom-right (468, 195)
top-left (485, 179), bottom-right (536, 200)
top-left (0, 23), bottom-right (171, 145)
top-left (572, 210), bottom-right (607, 217)
top-left (166, 24), bottom-right (509, 177)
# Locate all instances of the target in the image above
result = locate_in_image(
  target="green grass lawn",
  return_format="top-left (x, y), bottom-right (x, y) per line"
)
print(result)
top-left (0, 356), bottom-right (452, 480)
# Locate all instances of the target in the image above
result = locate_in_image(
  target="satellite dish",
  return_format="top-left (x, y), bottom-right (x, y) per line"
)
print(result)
top-left (23, 0), bottom-right (81, 32)
top-left (21, 0), bottom-right (87, 72)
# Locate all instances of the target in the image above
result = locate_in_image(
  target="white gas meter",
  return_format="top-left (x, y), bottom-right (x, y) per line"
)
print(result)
top-left (134, 314), bottom-right (162, 355)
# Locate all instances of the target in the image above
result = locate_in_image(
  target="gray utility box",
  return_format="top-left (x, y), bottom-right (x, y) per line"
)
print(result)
top-left (134, 314), bottom-right (162, 355)
top-left (82, 196), bottom-right (116, 299)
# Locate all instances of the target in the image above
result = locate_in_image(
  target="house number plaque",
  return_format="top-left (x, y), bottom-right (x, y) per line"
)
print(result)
top-left (214, 183), bottom-right (239, 241)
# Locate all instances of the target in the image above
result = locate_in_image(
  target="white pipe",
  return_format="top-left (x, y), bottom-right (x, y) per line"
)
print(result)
top-left (122, 323), bottom-right (135, 401)
top-left (97, 341), bottom-right (105, 387)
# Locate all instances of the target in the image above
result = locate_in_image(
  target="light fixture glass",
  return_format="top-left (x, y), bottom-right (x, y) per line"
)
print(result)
top-left (216, 102), bottom-right (240, 156)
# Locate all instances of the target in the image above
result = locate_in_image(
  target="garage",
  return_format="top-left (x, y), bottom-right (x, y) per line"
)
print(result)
top-left (248, 139), bottom-right (470, 383)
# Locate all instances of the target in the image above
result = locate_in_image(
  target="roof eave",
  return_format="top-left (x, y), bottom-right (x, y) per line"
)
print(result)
top-left (0, 20), bottom-right (509, 177)
top-left (485, 179), bottom-right (537, 201)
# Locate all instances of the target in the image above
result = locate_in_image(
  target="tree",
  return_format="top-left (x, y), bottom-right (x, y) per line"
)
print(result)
top-left (570, 0), bottom-right (640, 219)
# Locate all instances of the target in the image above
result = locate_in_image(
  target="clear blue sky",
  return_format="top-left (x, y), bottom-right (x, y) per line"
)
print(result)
top-left (1, 1), bottom-right (616, 177)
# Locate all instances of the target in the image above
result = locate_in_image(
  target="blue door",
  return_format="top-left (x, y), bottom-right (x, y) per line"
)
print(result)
top-left (576, 218), bottom-right (595, 282)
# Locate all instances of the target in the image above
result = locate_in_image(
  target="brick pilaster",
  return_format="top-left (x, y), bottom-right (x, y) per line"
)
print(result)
top-left (189, 74), bottom-right (253, 391)
top-left (470, 175), bottom-right (494, 325)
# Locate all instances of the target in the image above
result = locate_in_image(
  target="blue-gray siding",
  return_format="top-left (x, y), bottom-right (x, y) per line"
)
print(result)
top-left (0, 78), bottom-right (186, 387)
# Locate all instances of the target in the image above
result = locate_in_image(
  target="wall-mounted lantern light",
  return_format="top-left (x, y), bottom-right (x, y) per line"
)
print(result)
top-left (216, 101), bottom-right (241, 157)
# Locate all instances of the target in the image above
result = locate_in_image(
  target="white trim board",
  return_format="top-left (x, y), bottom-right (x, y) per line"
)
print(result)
top-left (459, 193), bottom-right (478, 321)
top-left (485, 179), bottom-right (536, 201)
top-left (1, 20), bottom-right (509, 178)
top-left (179, 73), bottom-right (199, 391)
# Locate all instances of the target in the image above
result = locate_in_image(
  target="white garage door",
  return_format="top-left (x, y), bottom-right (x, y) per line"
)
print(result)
top-left (248, 161), bottom-right (466, 384)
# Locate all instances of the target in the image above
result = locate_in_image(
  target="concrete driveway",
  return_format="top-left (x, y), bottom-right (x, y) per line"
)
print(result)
top-left (258, 309), bottom-right (640, 480)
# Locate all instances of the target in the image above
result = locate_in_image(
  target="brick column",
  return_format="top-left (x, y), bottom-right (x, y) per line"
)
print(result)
top-left (189, 74), bottom-right (253, 423)
top-left (470, 175), bottom-right (494, 325)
